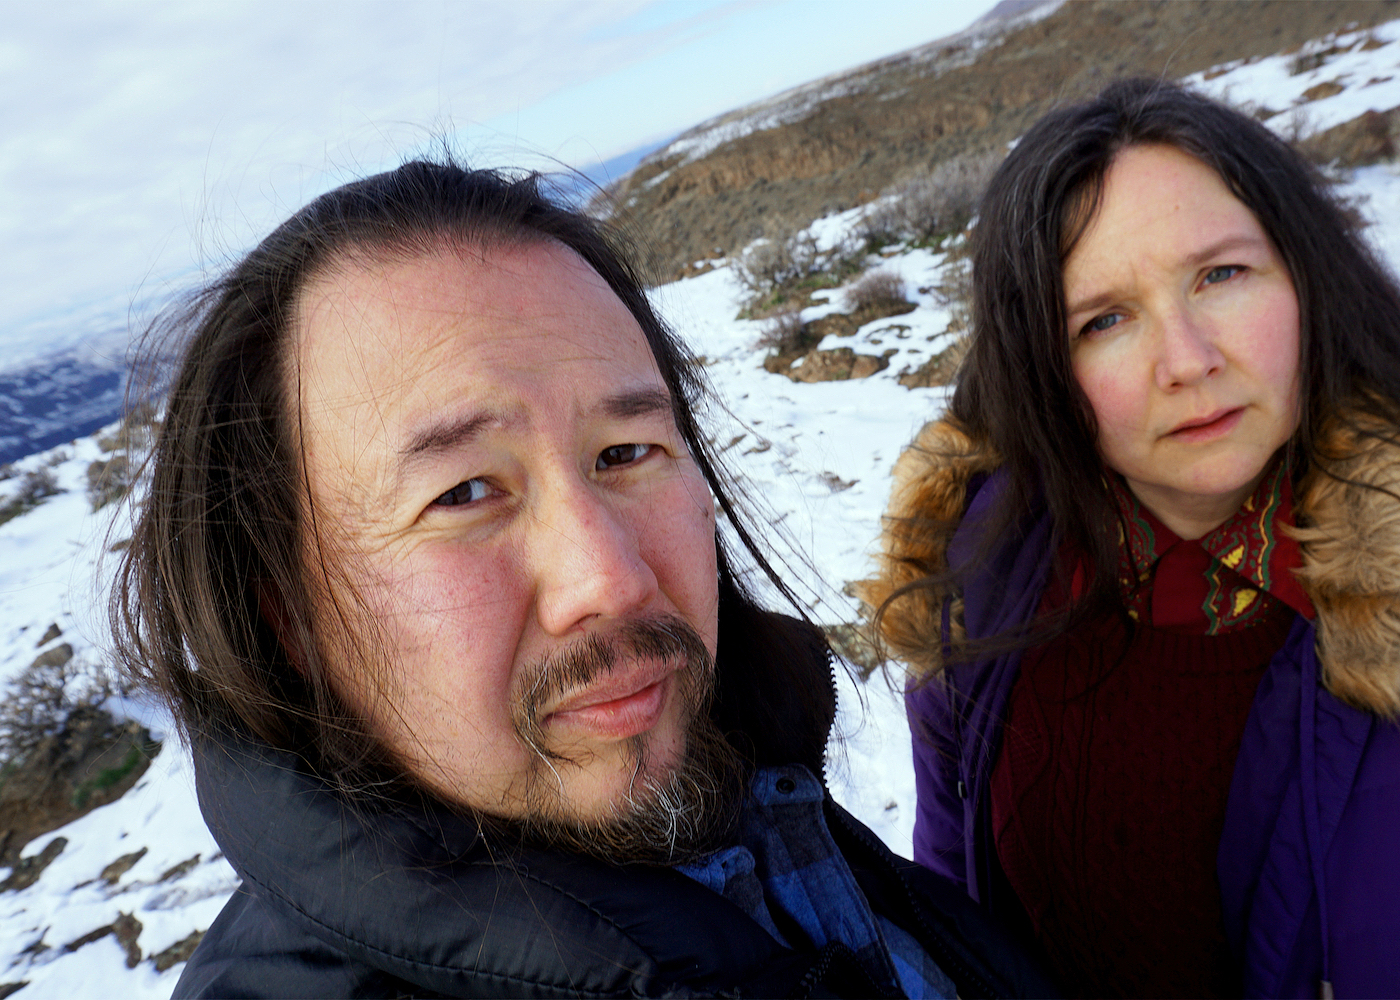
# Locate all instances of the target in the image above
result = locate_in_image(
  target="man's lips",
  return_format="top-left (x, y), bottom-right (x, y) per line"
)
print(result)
top-left (541, 661), bottom-right (677, 741)
top-left (1166, 406), bottom-right (1244, 443)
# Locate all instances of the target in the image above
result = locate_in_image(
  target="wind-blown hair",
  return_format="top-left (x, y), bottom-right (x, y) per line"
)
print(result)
top-left (903, 77), bottom-right (1400, 648)
top-left (111, 161), bottom-right (832, 799)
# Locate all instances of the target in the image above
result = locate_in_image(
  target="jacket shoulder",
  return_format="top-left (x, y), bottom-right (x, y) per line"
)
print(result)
top-left (1294, 417), bottom-right (1400, 715)
top-left (854, 418), bottom-right (1000, 679)
top-left (175, 888), bottom-right (439, 999)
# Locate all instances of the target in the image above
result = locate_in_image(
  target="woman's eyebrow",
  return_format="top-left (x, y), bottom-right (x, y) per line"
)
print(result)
top-left (1183, 233), bottom-right (1271, 268)
top-left (1066, 233), bottom-right (1274, 319)
top-left (1065, 288), bottom-right (1120, 321)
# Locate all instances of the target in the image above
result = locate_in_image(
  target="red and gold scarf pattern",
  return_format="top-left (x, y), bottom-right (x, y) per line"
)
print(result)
top-left (1109, 458), bottom-right (1315, 634)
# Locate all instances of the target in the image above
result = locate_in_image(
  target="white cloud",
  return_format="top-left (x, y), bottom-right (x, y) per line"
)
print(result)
top-left (0, 0), bottom-right (996, 366)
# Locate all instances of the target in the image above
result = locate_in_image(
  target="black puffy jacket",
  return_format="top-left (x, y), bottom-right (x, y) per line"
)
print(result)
top-left (176, 614), bottom-right (1054, 998)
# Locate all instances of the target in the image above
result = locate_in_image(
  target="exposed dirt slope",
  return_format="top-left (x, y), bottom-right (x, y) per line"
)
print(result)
top-left (613, 0), bottom-right (1399, 281)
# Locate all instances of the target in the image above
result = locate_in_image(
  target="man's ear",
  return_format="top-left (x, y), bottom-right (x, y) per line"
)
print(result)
top-left (257, 578), bottom-right (307, 672)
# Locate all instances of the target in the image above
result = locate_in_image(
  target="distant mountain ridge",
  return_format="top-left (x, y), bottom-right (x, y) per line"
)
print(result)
top-left (0, 354), bottom-right (125, 466)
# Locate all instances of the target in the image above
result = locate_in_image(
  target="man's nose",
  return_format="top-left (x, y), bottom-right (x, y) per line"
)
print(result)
top-left (532, 478), bottom-right (660, 637)
top-left (1154, 305), bottom-right (1225, 390)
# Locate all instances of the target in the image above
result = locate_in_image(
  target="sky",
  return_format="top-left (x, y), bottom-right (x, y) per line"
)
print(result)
top-left (0, 0), bottom-right (1000, 370)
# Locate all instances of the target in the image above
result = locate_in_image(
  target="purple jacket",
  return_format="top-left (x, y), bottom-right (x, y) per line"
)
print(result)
top-left (907, 471), bottom-right (1400, 999)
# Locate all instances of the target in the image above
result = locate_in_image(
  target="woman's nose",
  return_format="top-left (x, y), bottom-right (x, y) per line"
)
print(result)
top-left (1155, 307), bottom-right (1225, 390)
top-left (532, 479), bottom-right (660, 637)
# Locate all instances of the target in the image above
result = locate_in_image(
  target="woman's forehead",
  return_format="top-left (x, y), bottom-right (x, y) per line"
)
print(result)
top-left (1064, 145), bottom-right (1269, 292)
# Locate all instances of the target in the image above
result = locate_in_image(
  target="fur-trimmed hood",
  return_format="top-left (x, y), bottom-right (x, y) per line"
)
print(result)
top-left (856, 416), bottom-right (1400, 717)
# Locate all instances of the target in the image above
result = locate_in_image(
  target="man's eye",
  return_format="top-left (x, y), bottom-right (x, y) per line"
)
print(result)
top-left (1203, 265), bottom-right (1244, 285)
top-left (432, 478), bottom-right (491, 507)
top-left (596, 443), bottom-right (653, 470)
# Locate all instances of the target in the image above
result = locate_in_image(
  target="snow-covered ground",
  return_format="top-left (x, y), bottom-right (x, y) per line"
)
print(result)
top-left (5, 19), bottom-right (1400, 996)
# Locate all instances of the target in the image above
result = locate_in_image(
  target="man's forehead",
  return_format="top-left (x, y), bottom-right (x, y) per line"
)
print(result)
top-left (296, 243), bottom-right (613, 360)
top-left (290, 242), bottom-right (669, 486)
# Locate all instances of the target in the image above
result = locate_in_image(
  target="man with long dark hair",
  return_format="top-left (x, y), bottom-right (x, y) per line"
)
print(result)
top-left (112, 162), bottom-right (1047, 998)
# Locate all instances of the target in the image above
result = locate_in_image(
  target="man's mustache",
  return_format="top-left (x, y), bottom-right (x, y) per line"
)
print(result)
top-left (511, 616), bottom-right (713, 751)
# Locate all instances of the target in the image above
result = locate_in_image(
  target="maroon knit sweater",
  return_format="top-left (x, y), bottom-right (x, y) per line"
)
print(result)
top-left (989, 466), bottom-right (1312, 997)
top-left (991, 605), bottom-right (1294, 997)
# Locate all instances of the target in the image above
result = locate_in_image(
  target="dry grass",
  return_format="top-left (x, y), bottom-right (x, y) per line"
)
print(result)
top-left (0, 469), bottom-right (62, 527)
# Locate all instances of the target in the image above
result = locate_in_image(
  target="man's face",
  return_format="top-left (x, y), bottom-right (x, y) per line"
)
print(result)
top-left (292, 240), bottom-right (723, 839)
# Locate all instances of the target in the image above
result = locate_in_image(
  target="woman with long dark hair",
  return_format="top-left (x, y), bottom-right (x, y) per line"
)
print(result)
top-left (860, 78), bottom-right (1400, 998)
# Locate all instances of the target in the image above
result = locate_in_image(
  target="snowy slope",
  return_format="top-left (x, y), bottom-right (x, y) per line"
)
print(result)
top-left (5, 20), bottom-right (1400, 996)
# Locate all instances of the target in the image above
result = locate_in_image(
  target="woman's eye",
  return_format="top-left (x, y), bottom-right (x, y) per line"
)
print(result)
top-left (432, 478), bottom-right (491, 507)
top-left (596, 443), bottom-right (653, 470)
top-left (1203, 265), bottom-right (1244, 285)
top-left (1081, 312), bottom-right (1123, 337)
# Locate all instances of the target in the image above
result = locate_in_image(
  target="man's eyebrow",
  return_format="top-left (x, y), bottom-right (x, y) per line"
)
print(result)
top-left (393, 390), bottom-right (671, 479)
top-left (601, 388), bottom-right (673, 420)
top-left (398, 411), bottom-right (501, 468)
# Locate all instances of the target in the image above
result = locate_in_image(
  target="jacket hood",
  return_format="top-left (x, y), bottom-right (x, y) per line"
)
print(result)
top-left (858, 416), bottom-right (1400, 717)
top-left (188, 609), bottom-right (836, 996)
top-left (192, 731), bottom-right (790, 997)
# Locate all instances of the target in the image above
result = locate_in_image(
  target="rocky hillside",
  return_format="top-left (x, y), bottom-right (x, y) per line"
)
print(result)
top-left (611, 0), bottom-right (1400, 281)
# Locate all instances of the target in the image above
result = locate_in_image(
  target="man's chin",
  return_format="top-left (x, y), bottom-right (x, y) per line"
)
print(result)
top-left (508, 723), bottom-right (748, 866)
top-left (495, 614), bottom-right (745, 865)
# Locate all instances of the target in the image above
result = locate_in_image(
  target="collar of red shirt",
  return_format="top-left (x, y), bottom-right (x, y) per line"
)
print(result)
top-left (1107, 457), bottom-right (1315, 635)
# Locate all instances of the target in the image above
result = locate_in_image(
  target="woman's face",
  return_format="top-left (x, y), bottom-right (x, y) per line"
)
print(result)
top-left (1063, 143), bottom-right (1302, 539)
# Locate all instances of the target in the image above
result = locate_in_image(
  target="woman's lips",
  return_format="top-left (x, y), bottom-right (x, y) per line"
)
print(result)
top-left (1166, 406), bottom-right (1244, 443)
top-left (543, 666), bottom-right (675, 741)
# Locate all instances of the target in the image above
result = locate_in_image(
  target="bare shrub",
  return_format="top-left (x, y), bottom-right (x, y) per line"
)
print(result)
top-left (86, 455), bottom-right (133, 512)
top-left (844, 269), bottom-right (908, 312)
top-left (0, 469), bottom-right (63, 527)
top-left (733, 228), bottom-right (823, 301)
top-left (857, 150), bottom-right (1003, 248)
top-left (88, 402), bottom-right (159, 519)
top-left (0, 653), bottom-right (75, 765)
top-left (1282, 104), bottom-right (1315, 145)
top-left (1289, 50), bottom-right (1327, 76)
top-left (756, 307), bottom-right (808, 355)
top-left (1288, 44), bottom-right (1346, 77)
top-left (21, 468), bottom-right (60, 500)
top-left (733, 221), bottom-right (867, 314)
top-left (0, 646), bottom-right (112, 767)
top-left (855, 200), bottom-right (905, 251)
top-left (97, 401), bottom-right (160, 455)
top-left (898, 244), bottom-right (974, 390)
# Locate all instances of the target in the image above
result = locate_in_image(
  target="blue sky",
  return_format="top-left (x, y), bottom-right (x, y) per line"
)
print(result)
top-left (0, 0), bottom-right (1000, 366)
